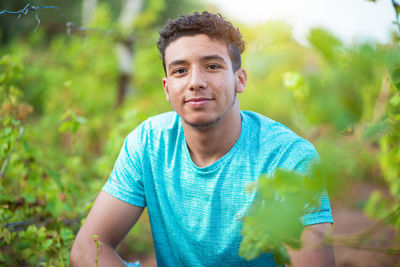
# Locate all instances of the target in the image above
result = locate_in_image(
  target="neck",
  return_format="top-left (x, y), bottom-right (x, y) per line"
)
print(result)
top-left (182, 103), bottom-right (242, 168)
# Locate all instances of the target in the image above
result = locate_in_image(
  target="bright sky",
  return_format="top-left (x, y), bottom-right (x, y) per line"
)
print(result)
top-left (205, 0), bottom-right (397, 44)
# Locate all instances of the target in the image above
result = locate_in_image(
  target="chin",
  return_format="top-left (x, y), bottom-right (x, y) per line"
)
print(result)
top-left (183, 116), bottom-right (220, 129)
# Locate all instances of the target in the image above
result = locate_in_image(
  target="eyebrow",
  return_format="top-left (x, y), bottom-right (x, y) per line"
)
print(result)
top-left (167, 59), bottom-right (188, 71)
top-left (201, 55), bottom-right (227, 65)
top-left (167, 55), bottom-right (228, 71)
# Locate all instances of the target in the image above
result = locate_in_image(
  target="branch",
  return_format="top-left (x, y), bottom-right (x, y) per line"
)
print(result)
top-left (0, 3), bottom-right (64, 32)
top-left (392, 0), bottom-right (400, 34)
top-left (0, 126), bottom-right (24, 179)
top-left (349, 207), bottom-right (400, 242)
top-left (392, 0), bottom-right (399, 21)
top-left (1, 198), bottom-right (95, 232)
top-left (372, 73), bottom-right (391, 123)
top-left (65, 21), bottom-right (133, 43)
top-left (308, 207), bottom-right (400, 255)
top-left (333, 239), bottom-right (400, 255)
top-left (0, 3), bottom-right (133, 42)
top-left (2, 215), bottom-right (83, 233)
top-left (0, 3), bottom-right (61, 18)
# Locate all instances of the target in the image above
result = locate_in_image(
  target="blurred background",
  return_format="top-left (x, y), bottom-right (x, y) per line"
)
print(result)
top-left (0, 0), bottom-right (399, 266)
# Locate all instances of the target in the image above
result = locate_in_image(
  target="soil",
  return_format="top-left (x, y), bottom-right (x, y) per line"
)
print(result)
top-left (122, 181), bottom-right (400, 267)
top-left (331, 181), bottom-right (399, 267)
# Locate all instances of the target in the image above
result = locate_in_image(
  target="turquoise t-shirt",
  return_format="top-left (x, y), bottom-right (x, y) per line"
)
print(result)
top-left (103, 111), bottom-right (333, 267)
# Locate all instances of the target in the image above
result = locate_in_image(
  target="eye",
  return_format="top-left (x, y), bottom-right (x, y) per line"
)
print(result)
top-left (172, 68), bottom-right (187, 75)
top-left (207, 64), bottom-right (220, 70)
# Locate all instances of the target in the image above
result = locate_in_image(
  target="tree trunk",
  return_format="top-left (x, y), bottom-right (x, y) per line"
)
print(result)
top-left (116, 0), bottom-right (143, 106)
top-left (81, 0), bottom-right (98, 26)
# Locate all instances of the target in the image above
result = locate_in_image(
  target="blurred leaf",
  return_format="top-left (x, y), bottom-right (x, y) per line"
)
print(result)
top-left (42, 239), bottom-right (53, 250)
top-left (364, 190), bottom-right (390, 220)
top-left (134, 0), bottom-right (166, 30)
top-left (283, 71), bottom-right (303, 89)
top-left (308, 28), bottom-right (342, 62)
top-left (239, 168), bottom-right (323, 265)
top-left (389, 95), bottom-right (400, 106)
top-left (391, 68), bottom-right (400, 90)
top-left (59, 110), bottom-right (86, 134)
top-left (60, 228), bottom-right (74, 241)
top-left (393, 1), bottom-right (400, 15)
top-left (363, 119), bottom-right (390, 141)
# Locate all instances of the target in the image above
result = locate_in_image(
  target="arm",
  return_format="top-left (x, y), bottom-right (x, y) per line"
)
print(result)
top-left (70, 190), bottom-right (144, 267)
top-left (288, 223), bottom-right (335, 267)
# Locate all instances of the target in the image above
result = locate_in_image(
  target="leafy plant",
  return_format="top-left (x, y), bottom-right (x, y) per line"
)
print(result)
top-left (239, 167), bottom-right (324, 266)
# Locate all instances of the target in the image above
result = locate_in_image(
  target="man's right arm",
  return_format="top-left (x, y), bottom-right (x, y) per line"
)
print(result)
top-left (70, 190), bottom-right (144, 267)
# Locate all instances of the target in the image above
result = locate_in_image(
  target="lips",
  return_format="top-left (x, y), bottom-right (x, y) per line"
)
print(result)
top-left (185, 97), bottom-right (213, 108)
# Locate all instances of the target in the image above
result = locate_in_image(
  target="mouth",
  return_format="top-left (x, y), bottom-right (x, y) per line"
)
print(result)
top-left (184, 97), bottom-right (213, 108)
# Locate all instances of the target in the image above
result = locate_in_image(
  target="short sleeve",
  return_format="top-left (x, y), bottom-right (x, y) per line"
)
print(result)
top-left (302, 192), bottom-right (333, 225)
top-left (102, 126), bottom-right (146, 207)
top-left (282, 139), bottom-right (334, 226)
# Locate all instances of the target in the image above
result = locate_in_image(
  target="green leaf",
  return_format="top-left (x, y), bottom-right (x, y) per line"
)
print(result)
top-left (1, 228), bottom-right (12, 244)
top-left (283, 71), bottom-right (303, 89)
top-left (393, 1), bottom-right (400, 16)
top-left (239, 169), bottom-right (324, 264)
top-left (391, 68), bottom-right (400, 90)
top-left (389, 95), bottom-right (400, 106)
top-left (59, 110), bottom-right (86, 133)
top-left (1, 127), bottom-right (12, 137)
top-left (364, 190), bottom-right (390, 220)
top-left (60, 228), bottom-right (74, 241)
top-left (308, 28), bottom-right (342, 62)
top-left (362, 120), bottom-right (389, 141)
top-left (42, 239), bottom-right (53, 250)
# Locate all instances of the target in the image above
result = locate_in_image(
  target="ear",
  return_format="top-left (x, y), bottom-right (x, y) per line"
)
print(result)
top-left (235, 68), bottom-right (247, 94)
top-left (162, 77), bottom-right (171, 102)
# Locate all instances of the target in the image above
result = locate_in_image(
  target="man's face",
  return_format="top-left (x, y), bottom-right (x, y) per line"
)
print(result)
top-left (162, 34), bottom-right (247, 128)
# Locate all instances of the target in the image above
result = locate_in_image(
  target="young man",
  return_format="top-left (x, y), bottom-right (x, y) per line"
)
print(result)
top-left (70, 11), bottom-right (335, 267)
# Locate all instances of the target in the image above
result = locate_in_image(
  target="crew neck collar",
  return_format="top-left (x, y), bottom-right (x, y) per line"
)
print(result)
top-left (180, 111), bottom-right (246, 174)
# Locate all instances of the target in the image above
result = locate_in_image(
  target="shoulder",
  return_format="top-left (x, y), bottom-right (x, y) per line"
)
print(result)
top-left (145, 111), bottom-right (180, 130)
top-left (124, 111), bottom-right (181, 156)
top-left (126, 111), bottom-right (179, 139)
top-left (241, 111), bottom-right (319, 170)
top-left (242, 110), bottom-right (306, 145)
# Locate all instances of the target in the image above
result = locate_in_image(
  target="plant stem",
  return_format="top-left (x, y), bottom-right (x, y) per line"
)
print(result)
top-left (0, 126), bottom-right (24, 179)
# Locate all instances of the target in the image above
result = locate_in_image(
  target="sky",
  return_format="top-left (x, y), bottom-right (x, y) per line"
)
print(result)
top-left (204, 0), bottom-right (397, 44)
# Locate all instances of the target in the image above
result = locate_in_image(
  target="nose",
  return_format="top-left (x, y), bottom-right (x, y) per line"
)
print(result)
top-left (188, 66), bottom-right (207, 91)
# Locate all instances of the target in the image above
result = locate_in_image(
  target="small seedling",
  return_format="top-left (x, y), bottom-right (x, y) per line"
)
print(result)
top-left (92, 234), bottom-right (103, 267)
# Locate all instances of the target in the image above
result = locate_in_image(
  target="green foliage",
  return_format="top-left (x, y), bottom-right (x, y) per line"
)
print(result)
top-left (239, 168), bottom-right (324, 265)
top-left (240, 22), bottom-right (303, 124)
top-left (239, 12), bottom-right (400, 264)
top-left (0, 54), bottom-right (75, 266)
top-left (134, 0), bottom-right (166, 30)
top-left (308, 28), bottom-right (343, 63)
top-left (59, 109), bottom-right (86, 134)
top-left (365, 65), bottom-right (400, 235)
top-left (0, 6), bottom-right (129, 264)
top-left (1, 1), bottom-right (400, 265)
top-left (0, 1), bottom-right (205, 264)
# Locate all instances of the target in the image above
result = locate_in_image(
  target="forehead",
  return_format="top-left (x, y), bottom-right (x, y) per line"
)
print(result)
top-left (164, 34), bottom-right (230, 65)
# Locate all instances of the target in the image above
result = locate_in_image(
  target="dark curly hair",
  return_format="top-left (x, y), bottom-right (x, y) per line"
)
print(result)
top-left (157, 11), bottom-right (245, 75)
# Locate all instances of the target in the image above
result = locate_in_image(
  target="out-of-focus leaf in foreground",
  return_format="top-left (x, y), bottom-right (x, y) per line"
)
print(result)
top-left (239, 166), bottom-right (325, 266)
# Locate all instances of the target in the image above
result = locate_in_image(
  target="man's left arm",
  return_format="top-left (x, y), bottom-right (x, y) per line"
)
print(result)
top-left (288, 223), bottom-right (335, 267)
top-left (281, 139), bottom-right (335, 266)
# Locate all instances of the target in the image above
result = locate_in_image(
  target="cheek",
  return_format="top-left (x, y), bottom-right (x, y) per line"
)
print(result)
top-left (166, 83), bottom-right (183, 104)
top-left (220, 78), bottom-right (236, 95)
top-left (168, 79), bottom-right (185, 93)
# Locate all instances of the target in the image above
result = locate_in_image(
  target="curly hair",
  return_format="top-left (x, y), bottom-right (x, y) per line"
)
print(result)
top-left (157, 11), bottom-right (245, 75)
